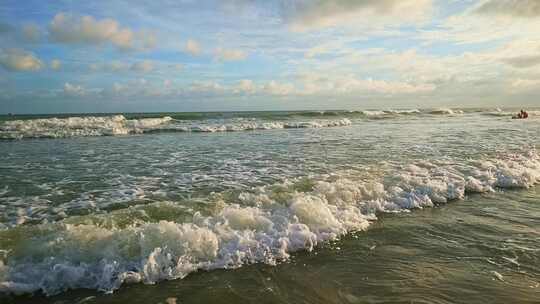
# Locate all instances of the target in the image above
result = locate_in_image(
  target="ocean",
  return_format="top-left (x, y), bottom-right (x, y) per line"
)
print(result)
top-left (0, 108), bottom-right (539, 303)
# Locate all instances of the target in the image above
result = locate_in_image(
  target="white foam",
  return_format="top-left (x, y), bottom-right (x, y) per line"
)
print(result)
top-left (1, 150), bottom-right (539, 296)
top-left (359, 109), bottom-right (420, 117)
top-left (361, 110), bottom-right (387, 117)
top-left (0, 116), bottom-right (352, 139)
top-left (0, 115), bottom-right (173, 139)
top-left (429, 108), bottom-right (464, 115)
top-left (385, 109), bottom-right (421, 115)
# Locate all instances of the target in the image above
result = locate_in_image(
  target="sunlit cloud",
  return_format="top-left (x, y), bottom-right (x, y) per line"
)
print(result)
top-left (285, 0), bottom-right (433, 31)
top-left (48, 13), bottom-right (156, 51)
top-left (0, 48), bottom-right (43, 71)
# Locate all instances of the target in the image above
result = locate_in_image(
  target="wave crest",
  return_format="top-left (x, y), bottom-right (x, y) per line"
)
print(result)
top-left (0, 116), bottom-right (352, 139)
top-left (1, 150), bottom-right (539, 296)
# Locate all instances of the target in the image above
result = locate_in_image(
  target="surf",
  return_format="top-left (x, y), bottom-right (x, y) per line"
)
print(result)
top-left (1, 149), bottom-right (539, 296)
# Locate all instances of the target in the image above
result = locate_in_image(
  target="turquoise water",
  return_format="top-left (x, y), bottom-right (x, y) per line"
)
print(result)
top-left (0, 108), bottom-right (539, 303)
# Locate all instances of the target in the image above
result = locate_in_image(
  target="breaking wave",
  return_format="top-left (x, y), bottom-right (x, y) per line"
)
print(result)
top-left (428, 108), bottom-right (464, 115)
top-left (4, 108), bottom-right (536, 140)
top-left (0, 116), bottom-right (352, 139)
top-left (1, 149), bottom-right (539, 296)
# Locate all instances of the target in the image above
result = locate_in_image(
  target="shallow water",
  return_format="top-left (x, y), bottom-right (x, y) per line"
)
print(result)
top-left (0, 108), bottom-right (539, 303)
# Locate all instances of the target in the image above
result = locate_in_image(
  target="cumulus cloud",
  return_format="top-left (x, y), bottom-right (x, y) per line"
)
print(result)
top-left (214, 48), bottom-right (247, 61)
top-left (185, 39), bottom-right (202, 56)
top-left (48, 13), bottom-right (156, 50)
top-left (50, 59), bottom-right (61, 70)
top-left (0, 49), bottom-right (43, 71)
top-left (234, 79), bottom-right (256, 94)
top-left (63, 82), bottom-right (86, 96)
top-left (284, 0), bottom-right (433, 31)
top-left (474, 0), bottom-right (540, 18)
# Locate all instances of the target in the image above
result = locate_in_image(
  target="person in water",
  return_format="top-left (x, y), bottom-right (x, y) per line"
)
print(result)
top-left (517, 110), bottom-right (529, 119)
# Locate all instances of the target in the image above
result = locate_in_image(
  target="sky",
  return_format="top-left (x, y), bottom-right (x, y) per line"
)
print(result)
top-left (0, 0), bottom-right (540, 113)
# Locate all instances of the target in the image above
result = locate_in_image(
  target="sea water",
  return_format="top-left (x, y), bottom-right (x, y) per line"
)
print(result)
top-left (0, 108), bottom-right (539, 303)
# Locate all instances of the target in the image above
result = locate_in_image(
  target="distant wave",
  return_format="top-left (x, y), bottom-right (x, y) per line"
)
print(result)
top-left (0, 149), bottom-right (539, 296)
top-left (428, 108), bottom-right (464, 115)
top-left (0, 115), bottom-right (352, 139)
top-left (2, 108), bottom-right (537, 139)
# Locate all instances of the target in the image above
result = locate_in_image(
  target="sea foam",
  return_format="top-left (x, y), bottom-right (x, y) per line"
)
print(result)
top-left (1, 150), bottom-right (539, 296)
top-left (0, 116), bottom-right (352, 139)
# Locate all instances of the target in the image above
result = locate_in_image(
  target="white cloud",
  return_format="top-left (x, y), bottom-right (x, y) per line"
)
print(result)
top-left (185, 39), bottom-right (202, 56)
top-left (214, 48), bottom-right (247, 61)
top-left (48, 13), bottom-right (156, 51)
top-left (234, 79), bottom-right (256, 94)
top-left (0, 48), bottom-right (43, 71)
top-left (63, 82), bottom-right (86, 96)
top-left (286, 0), bottom-right (433, 31)
top-left (50, 59), bottom-right (61, 70)
top-left (420, 1), bottom-right (540, 46)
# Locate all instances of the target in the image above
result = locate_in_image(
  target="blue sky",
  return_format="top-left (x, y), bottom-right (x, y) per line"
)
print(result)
top-left (1, 0), bottom-right (540, 113)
